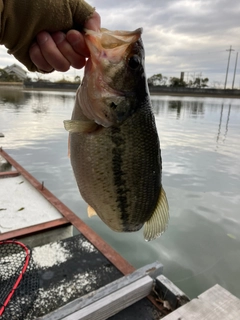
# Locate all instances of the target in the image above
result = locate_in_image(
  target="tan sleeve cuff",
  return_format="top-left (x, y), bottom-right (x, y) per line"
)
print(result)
top-left (0, 0), bottom-right (95, 72)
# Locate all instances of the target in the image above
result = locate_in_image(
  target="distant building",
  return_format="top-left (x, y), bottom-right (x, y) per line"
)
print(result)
top-left (3, 64), bottom-right (27, 81)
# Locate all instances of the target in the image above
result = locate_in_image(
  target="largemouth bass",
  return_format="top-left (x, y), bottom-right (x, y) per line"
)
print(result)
top-left (64, 28), bottom-right (169, 241)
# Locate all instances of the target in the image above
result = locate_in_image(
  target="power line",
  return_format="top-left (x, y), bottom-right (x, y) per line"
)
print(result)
top-left (232, 52), bottom-right (238, 89)
top-left (224, 45), bottom-right (234, 89)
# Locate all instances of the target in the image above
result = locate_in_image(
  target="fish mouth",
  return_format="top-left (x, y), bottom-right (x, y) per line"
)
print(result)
top-left (84, 28), bottom-right (143, 45)
top-left (80, 28), bottom-right (142, 127)
top-left (84, 28), bottom-right (143, 64)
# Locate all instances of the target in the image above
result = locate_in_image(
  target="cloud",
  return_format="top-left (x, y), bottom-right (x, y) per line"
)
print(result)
top-left (0, 47), bottom-right (18, 68)
top-left (91, 0), bottom-right (240, 86)
top-left (0, 0), bottom-right (239, 87)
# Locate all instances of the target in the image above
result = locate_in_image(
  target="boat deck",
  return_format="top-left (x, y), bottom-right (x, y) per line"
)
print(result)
top-left (0, 148), bottom-right (165, 319)
top-left (0, 174), bottom-right (66, 233)
top-left (1, 148), bottom-right (240, 319)
top-left (26, 234), bottom-right (163, 319)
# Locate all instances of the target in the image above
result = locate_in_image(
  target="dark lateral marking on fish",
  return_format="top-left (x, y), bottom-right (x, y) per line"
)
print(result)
top-left (111, 127), bottom-right (130, 229)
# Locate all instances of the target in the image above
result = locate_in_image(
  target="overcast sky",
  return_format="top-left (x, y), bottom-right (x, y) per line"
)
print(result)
top-left (1, 0), bottom-right (239, 88)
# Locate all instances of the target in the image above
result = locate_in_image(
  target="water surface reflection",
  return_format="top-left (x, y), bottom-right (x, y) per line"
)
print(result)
top-left (1, 89), bottom-right (240, 299)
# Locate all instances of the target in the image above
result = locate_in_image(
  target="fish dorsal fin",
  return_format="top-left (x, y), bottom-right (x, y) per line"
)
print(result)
top-left (87, 205), bottom-right (97, 218)
top-left (63, 120), bottom-right (99, 133)
top-left (143, 187), bottom-right (169, 241)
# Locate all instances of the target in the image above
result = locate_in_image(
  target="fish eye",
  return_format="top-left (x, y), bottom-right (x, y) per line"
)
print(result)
top-left (128, 55), bottom-right (140, 70)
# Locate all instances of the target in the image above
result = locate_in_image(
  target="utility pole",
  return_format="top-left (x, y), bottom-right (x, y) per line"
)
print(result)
top-left (232, 52), bottom-right (238, 90)
top-left (224, 46), bottom-right (234, 89)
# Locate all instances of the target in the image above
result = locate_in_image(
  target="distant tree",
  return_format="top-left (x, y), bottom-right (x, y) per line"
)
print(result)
top-left (55, 75), bottom-right (81, 84)
top-left (169, 77), bottom-right (187, 87)
top-left (25, 76), bottom-right (32, 82)
top-left (34, 73), bottom-right (44, 82)
top-left (187, 73), bottom-right (209, 88)
top-left (161, 76), bottom-right (168, 86)
top-left (0, 68), bottom-right (22, 82)
top-left (190, 77), bottom-right (209, 88)
top-left (147, 73), bottom-right (168, 86)
top-left (56, 78), bottom-right (72, 83)
top-left (212, 81), bottom-right (222, 89)
top-left (0, 69), bottom-right (8, 81)
top-left (200, 77), bottom-right (209, 88)
top-left (74, 75), bottom-right (81, 83)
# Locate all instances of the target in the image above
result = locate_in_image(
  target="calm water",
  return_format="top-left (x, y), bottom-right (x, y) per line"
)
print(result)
top-left (1, 88), bottom-right (240, 299)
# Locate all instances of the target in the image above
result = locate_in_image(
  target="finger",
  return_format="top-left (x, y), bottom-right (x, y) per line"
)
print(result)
top-left (36, 31), bottom-right (70, 72)
top-left (52, 31), bottom-right (87, 69)
top-left (29, 43), bottom-right (53, 72)
top-left (66, 30), bottom-right (89, 57)
top-left (85, 12), bottom-right (101, 31)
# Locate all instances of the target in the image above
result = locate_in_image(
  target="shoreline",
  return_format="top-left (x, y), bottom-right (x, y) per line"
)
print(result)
top-left (149, 91), bottom-right (240, 99)
top-left (1, 83), bottom-right (240, 99)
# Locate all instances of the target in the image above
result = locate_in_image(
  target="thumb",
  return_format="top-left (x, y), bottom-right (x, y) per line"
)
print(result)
top-left (84, 12), bottom-right (101, 31)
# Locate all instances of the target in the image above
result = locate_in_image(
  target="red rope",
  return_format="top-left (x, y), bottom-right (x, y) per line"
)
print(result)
top-left (0, 240), bottom-right (31, 316)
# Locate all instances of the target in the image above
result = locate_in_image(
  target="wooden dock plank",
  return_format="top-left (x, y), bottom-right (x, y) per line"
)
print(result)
top-left (163, 284), bottom-right (240, 320)
top-left (63, 276), bottom-right (153, 320)
top-left (199, 284), bottom-right (240, 319)
top-left (40, 262), bottom-right (163, 320)
top-left (162, 298), bottom-right (215, 320)
top-left (156, 275), bottom-right (190, 310)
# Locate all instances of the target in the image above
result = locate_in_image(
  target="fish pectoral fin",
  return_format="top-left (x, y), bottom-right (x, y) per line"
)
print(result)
top-left (143, 187), bottom-right (169, 242)
top-left (87, 205), bottom-right (98, 218)
top-left (68, 135), bottom-right (70, 158)
top-left (63, 120), bottom-right (99, 133)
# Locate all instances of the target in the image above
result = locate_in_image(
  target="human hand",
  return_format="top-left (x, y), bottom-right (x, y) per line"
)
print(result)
top-left (29, 12), bottom-right (101, 73)
top-left (0, 0), bottom-right (98, 72)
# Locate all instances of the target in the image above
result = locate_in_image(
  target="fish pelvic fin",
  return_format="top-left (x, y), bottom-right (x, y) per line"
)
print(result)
top-left (143, 187), bottom-right (169, 242)
top-left (87, 205), bottom-right (97, 218)
top-left (63, 120), bottom-right (99, 133)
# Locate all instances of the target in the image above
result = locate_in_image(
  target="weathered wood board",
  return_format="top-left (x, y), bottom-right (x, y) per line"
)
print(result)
top-left (63, 275), bottom-right (153, 320)
top-left (39, 261), bottom-right (163, 320)
top-left (156, 274), bottom-right (190, 309)
top-left (163, 284), bottom-right (240, 319)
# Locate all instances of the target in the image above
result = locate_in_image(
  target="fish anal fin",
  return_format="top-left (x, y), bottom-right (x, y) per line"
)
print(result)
top-left (87, 205), bottom-right (98, 218)
top-left (63, 120), bottom-right (99, 133)
top-left (143, 187), bottom-right (169, 242)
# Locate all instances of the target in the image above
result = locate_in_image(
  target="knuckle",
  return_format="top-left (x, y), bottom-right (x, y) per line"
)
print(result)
top-left (72, 59), bottom-right (85, 69)
top-left (56, 63), bottom-right (70, 72)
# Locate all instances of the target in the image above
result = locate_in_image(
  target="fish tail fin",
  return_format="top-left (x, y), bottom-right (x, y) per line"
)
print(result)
top-left (143, 187), bottom-right (169, 242)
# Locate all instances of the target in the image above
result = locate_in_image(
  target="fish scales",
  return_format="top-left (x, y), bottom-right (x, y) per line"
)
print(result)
top-left (64, 27), bottom-right (169, 241)
top-left (70, 102), bottom-right (161, 232)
